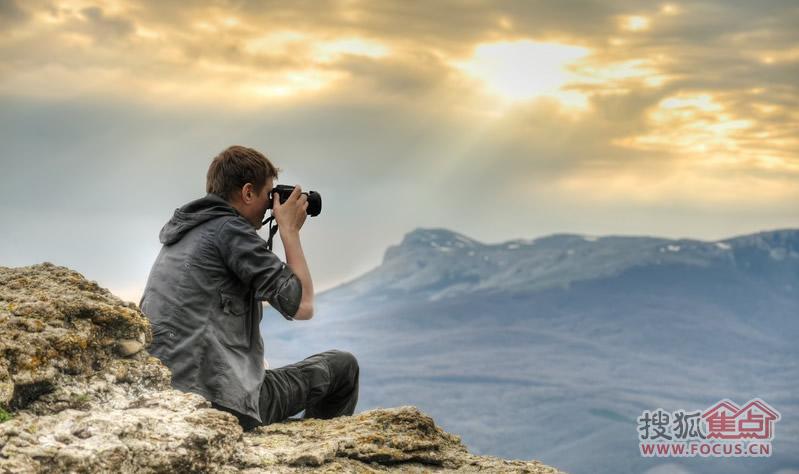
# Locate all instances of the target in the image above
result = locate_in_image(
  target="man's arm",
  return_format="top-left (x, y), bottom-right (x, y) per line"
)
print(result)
top-left (273, 185), bottom-right (315, 320)
top-left (280, 230), bottom-right (314, 319)
top-left (216, 219), bottom-right (303, 320)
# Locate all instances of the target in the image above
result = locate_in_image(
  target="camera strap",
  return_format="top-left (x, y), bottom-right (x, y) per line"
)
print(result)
top-left (263, 215), bottom-right (279, 252)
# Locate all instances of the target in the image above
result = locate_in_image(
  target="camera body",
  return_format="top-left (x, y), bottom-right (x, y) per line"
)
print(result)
top-left (270, 184), bottom-right (322, 216)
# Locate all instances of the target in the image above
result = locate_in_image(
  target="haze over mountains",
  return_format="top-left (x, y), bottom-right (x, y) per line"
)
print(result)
top-left (262, 228), bottom-right (799, 474)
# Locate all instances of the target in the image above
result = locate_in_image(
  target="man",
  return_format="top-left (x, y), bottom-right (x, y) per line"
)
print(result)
top-left (140, 145), bottom-right (359, 431)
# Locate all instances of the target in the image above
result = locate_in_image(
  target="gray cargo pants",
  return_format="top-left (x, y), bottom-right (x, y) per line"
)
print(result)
top-left (213, 349), bottom-right (360, 431)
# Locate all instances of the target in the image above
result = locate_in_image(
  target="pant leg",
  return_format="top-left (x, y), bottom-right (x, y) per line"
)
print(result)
top-left (210, 401), bottom-right (261, 431)
top-left (257, 349), bottom-right (359, 426)
top-left (303, 349), bottom-right (360, 420)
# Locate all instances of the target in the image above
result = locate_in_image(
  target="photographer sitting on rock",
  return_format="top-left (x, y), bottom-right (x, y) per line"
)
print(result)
top-left (140, 145), bottom-right (359, 431)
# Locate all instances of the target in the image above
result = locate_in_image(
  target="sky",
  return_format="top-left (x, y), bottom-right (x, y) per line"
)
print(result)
top-left (1, 0), bottom-right (797, 303)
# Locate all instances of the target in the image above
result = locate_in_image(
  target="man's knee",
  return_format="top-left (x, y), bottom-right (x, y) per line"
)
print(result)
top-left (325, 350), bottom-right (359, 384)
top-left (329, 349), bottom-right (358, 369)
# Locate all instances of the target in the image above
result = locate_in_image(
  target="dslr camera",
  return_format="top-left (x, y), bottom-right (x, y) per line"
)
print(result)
top-left (269, 184), bottom-right (322, 217)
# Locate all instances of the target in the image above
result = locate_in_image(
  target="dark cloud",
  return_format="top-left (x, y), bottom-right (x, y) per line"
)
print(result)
top-left (79, 6), bottom-right (136, 41)
top-left (332, 52), bottom-right (455, 98)
top-left (0, 0), bottom-right (29, 29)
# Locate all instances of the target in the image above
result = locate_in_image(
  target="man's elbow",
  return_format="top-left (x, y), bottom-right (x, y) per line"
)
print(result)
top-left (293, 302), bottom-right (314, 320)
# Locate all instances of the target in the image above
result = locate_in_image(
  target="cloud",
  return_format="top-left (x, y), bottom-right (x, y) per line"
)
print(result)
top-left (0, 0), bottom-right (797, 295)
top-left (78, 6), bottom-right (135, 40)
top-left (0, 0), bottom-right (28, 27)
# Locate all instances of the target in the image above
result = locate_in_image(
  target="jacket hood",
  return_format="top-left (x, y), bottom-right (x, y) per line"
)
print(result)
top-left (159, 193), bottom-right (241, 245)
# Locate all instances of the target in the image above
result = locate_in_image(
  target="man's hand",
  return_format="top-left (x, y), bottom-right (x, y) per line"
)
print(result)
top-left (272, 185), bottom-right (308, 235)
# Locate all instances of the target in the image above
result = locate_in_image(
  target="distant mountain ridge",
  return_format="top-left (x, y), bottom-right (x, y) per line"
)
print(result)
top-left (324, 227), bottom-right (799, 303)
top-left (264, 227), bottom-right (799, 474)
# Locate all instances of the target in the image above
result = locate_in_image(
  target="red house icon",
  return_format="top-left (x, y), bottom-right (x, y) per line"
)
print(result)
top-left (735, 399), bottom-right (780, 440)
top-left (702, 399), bottom-right (741, 439)
top-left (702, 398), bottom-right (780, 440)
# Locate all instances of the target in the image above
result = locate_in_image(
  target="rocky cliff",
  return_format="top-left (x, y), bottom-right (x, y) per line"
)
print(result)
top-left (0, 263), bottom-right (563, 473)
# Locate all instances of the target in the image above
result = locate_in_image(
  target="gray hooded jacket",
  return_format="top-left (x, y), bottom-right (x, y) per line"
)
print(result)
top-left (140, 193), bottom-right (301, 422)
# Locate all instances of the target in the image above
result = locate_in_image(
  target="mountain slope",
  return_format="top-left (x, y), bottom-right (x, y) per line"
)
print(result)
top-left (262, 228), bottom-right (799, 474)
top-left (323, 228), bottom-right (799, 303)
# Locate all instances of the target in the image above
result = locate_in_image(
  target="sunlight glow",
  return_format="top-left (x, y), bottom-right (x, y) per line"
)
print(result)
top-left (245, 32), bottom-right (389, 62)
top-left (453, 40), bottom-right (589, 105)
top-left (247, 70), bottom-right (344, 98)
top-left (660, 94), bottom-right (721, 111)
top-left (314, 38), bottom-right (390, 61)
top-left (557, 168), bottom-right (799, 205)
top-left (621, 16), bottom-right (651, 31)
top-left (239, 33), bottom-right (389, 99)
top-left (660, 4), bottom-right (682, 15)
top-left (574, 59), bottom-right (665, 86)
top-left (614, 92), bottom-right (798, 175)
top-left (135, 26), bottom-right (160, 39)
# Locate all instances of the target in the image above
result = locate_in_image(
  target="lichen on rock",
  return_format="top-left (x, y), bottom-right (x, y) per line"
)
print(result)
top-left (0, 263), bottom-right (564, 473)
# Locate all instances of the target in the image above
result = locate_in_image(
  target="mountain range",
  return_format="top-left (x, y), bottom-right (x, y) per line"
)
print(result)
top-left (261, 228), bottom-right (799, 474)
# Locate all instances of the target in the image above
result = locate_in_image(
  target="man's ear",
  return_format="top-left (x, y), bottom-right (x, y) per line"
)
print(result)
top-left (241, 183), bottom-right (254, 203)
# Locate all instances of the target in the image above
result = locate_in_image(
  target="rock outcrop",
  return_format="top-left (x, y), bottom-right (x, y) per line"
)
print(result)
top-left (0, 263), bottom-right (563, 473)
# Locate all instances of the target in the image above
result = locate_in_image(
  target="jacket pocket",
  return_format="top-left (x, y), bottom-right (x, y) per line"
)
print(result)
top-left (149, 322), bottom-right (178, 361)
top-left (217, 288), bottom-right (251, 349)
top-left (151, 322), bottom-right (177, 340)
